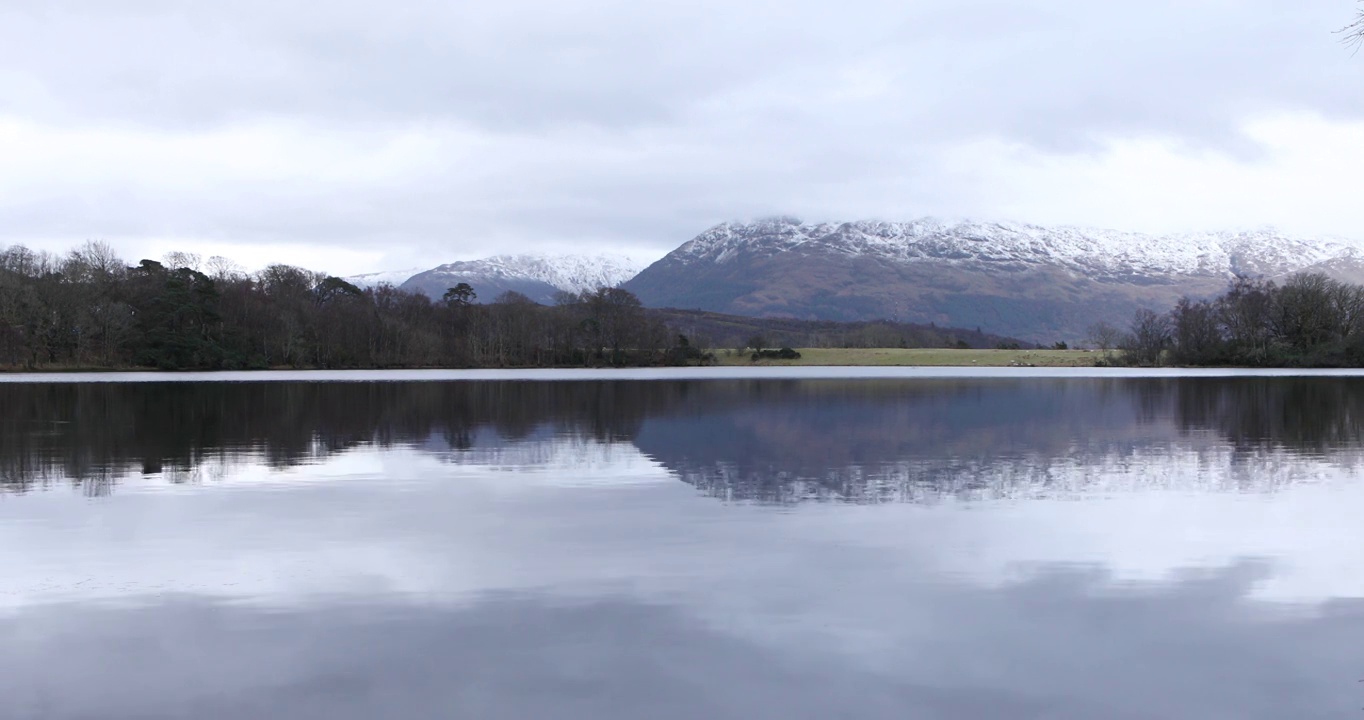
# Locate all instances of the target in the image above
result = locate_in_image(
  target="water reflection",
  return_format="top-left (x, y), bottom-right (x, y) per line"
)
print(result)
top-left (0, 382), bottom-right (659, 495)
top-left (2, 567), bottom-right (1361, 719)
top-left (3, 378), bottom-right (1364, 500)
top-left (3, 376), bottom-right (1364, 718)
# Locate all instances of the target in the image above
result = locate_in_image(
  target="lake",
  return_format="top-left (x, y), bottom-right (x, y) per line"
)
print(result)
top-left (1, 369), bottom-right (1362, 719)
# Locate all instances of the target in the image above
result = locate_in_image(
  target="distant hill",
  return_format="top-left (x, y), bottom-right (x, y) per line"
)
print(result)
top-left (344, 268), bottom-right (423, 288)
top-left (622, 217), bottom-right (1364, 342)
top-left (400, 254), bottom-right (646, 304)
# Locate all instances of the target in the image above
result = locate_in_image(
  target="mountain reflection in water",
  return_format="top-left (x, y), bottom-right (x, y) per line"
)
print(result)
top-left (2, 378), bottom-right (1364, 500)
top-left (2, 376), bottom-right (1364, 719)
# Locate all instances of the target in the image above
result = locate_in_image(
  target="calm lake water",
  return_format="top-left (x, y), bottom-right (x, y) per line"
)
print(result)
top-left (1, 370), bottom-right (1362, 719)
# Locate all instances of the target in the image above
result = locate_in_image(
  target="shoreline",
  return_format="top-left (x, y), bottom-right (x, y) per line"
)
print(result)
top-left (6, 349), bottom-right (1361, 376)
top-left (716, 347), bottom-right (1100, 368)
top-left (0, 348), bottom-right (1103, 374)
top-left (6, 366), bottom-right (1364, 383)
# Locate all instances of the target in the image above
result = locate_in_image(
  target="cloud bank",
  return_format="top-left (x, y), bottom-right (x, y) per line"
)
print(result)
top-left (1, 1), bottom-right (1360, 273)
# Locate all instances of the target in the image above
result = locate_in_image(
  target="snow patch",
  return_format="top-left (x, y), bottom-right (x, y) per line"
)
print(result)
top-left (344, 269), bottom-right (423, 288)
top-left (672, 218), bottom-right (1364, 280)
top-left (415, 254), bottom-right (649, 295)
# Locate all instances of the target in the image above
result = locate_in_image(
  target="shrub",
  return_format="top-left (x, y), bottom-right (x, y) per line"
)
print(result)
top-left (750, 347), bottom-right (802, 361)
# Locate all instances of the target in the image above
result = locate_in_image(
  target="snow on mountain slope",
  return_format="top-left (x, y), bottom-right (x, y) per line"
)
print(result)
top-left (669, 217), bottom-right (1364, 280)
top-left (344, 269), bottom-right (423, 288)
top-left (624, 216), bottom-right (1364, 342)
top-left (409, 254), bottom-right (648, 295)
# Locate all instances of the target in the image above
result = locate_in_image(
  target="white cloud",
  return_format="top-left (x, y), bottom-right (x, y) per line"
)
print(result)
top-left (936, 113), bottom-right (1364, 237)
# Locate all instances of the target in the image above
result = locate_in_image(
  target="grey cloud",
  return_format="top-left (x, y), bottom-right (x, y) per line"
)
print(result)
top-left (0, 1), bottom-right (1360, 266)
top-left (2, 0), bottom-right (866, 132)
top-left (876, 1), bottom-right (1364, 150)
top-left (3, 1), bottom-right (1355, 140)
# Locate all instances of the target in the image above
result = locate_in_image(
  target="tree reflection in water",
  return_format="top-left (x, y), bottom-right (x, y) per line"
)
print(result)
top-left (3, 377), bottom-right (1363, 500)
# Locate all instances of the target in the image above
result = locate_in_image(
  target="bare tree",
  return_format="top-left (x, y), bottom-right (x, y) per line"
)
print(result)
top-left (69, 241), bottom-right (122, 279)
top-left (1271, 272), bottom-right (1340, 351)
top-left (1122, 308), bottom-right (1172, 367)
top-left (1085, 321), bottom-right (1121, 353)
top-left (206, 255), bottom-right (246, 281)
top-left (162, 251), bottom-right (202, 272)
top-left (1217, 276), bottom-right (1275, 359)
top-left (1329, 280), bottom-right (1364, 338)
top-left (1341, 2), bottom-right (1364, 50)
top-left (1169, 297), bottom-right (1222, 365)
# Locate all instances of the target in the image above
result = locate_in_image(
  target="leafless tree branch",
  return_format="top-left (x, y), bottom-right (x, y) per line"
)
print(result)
top-left (1337, 1), bottom-right (1364, 52)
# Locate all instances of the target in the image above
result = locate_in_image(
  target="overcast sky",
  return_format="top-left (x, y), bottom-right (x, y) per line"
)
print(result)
top-left (1, 1), bottom-right (1362, 275)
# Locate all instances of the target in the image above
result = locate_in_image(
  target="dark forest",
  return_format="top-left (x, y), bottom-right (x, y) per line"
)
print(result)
top-left (0, 242), bottom-right (1023, 370)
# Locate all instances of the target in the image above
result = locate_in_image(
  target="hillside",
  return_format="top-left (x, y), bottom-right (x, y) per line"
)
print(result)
top-left (623, 218), bottom-right (1364, 342)
top-left (401, 254), bottom-right (646, 303)
top-left (646, 308), bottom-right (1029, 351)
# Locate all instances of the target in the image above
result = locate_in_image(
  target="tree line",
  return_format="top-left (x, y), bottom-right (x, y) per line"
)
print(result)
top-left (0, 242), bottom-right (705, 370)
top-left (1095, 272), bottom-right (1364, 367)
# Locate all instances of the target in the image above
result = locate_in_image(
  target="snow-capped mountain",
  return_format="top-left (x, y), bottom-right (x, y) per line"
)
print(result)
top-left (623, 217), bottom-right (1364, 342)
top-left (668, 217), bottom-right (1364, 279)
top-left (343, 268), bottom-right (423, 288)
top-left (401, 253), bottom-right (648, 303)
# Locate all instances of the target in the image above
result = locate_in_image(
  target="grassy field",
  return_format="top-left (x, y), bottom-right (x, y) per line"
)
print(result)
top-left (716, 347), bottom-right (1104, 367)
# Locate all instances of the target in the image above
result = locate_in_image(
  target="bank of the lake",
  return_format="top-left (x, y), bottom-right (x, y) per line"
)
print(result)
top-left (719, 347), bottom-right (1102, 367)
top-left (1, 348), bottom-right (1105, 374)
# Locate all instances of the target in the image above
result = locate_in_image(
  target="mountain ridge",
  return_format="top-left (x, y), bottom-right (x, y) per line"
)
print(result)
top-left (666, 217), bottom-right (1364, 279)
top-left (342, 218), bottom-right (1364, 342)
top-left (622, 217), bottom-right (1364, 342)
top-left (400, 253), bottom-right (647, 303)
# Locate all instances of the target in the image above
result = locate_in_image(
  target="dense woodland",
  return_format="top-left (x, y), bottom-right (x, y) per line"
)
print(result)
top-left (0, 242), bottom-right (1024, 371)
top-left (15, 241), bottom-right (1364, 371)
top-left (0, 242), bottom-right (699, 370)
top-left (1106, 273), bottom-right (1364, 367)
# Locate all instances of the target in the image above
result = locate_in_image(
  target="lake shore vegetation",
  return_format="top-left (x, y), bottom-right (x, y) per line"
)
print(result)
top-left (0, 242), bottom-right (1030, 371)
top-left (1111, 272), bottom-right (1364, 368)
